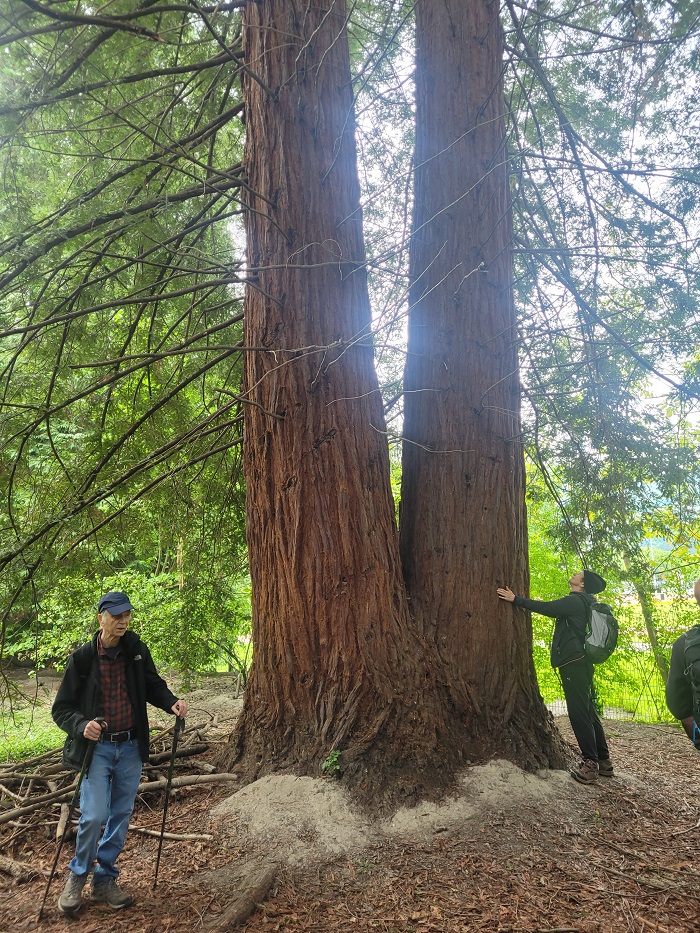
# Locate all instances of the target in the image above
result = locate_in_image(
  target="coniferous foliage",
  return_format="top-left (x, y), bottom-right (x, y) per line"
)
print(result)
top-left (0, 1), bottom-right (248, 648)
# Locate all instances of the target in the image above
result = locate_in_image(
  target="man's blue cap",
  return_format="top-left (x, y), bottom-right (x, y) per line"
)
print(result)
top-left (98, 591), bottom-right (134, 615)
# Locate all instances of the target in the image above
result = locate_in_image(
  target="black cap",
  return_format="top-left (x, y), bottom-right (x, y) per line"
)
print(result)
top-left (583, 571), bottom-right (606, 595)
top-left (98, 591), bottom-right (134, 615)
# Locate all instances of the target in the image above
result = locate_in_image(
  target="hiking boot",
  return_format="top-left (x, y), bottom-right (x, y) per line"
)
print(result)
top-left (91, 877), bottom-right (134, 910)
top-left (571, 758), bottom-right (599, 784)
top-left (598, 757), bottom-right (614, 778)
top-left (57, 871), bottom-right (86, 914)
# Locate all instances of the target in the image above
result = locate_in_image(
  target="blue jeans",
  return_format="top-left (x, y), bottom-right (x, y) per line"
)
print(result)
top-left (69, 738), bottom-right (142, 882)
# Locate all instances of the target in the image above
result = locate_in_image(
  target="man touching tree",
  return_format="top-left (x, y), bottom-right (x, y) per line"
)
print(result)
top-left (498, 570), bottom-right (614, 783)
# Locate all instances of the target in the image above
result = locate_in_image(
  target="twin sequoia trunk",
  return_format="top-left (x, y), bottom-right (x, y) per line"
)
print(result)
top-left (227, 0), bottom-right (461, 801)
top-left (224, 0), bottom-right (564, 797)
top-left (400, 0), bottom-right (562, 764)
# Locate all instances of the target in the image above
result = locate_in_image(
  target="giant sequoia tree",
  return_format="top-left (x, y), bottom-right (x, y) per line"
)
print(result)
top-left (222, 0), bottom-right (565, 800)
top-left (227, 0), bottom-right (468, 801)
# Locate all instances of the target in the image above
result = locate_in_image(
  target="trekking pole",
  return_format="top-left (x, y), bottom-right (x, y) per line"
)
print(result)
top-left (152, 715), bottom-right (185, 890)
top-left (37, 719), bottom-right (106, 921)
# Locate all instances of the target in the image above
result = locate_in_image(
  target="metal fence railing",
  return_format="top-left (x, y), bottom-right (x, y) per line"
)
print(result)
top-left (534, 644), bottom-right (675, 723)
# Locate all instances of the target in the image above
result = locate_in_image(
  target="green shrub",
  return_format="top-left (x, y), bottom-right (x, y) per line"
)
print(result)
top-left (4, 570), bottom-right (252, 681)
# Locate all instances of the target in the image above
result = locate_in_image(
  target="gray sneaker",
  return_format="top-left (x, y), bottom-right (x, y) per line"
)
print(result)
top-left (57, 871), bottom-right (87, 914)
top-left (91, 877), bottom-right (134, 910)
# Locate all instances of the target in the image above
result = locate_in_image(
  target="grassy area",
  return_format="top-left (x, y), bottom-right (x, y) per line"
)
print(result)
top-left (0, 702), bottom-right (64, 762)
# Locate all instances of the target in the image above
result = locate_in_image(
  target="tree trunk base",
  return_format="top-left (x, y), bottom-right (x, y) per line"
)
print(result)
top-left (216, 693), bottom-right (568, 816)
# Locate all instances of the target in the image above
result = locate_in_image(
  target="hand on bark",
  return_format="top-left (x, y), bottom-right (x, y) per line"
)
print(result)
top-left (497, 586), bottom-right (516, 602)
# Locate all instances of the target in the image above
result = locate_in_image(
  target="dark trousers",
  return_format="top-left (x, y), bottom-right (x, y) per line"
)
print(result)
top-left (559, 659), bottom-right (610, 762)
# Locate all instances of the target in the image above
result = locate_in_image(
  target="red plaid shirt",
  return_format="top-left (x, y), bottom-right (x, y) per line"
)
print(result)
top-left (97, 633), bottom-right (136, 732)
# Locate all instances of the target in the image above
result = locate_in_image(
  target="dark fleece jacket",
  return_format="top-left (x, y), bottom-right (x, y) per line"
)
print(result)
top-left (513, 591), bottom-right (594, 668)
top-left (52, 629), bottom-right (178, 769)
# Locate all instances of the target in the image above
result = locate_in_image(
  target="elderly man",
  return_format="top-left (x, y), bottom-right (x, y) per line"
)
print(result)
top-left (666, 578), bottom-right (700, 746)
top-left (52, 590), bottom-right (188, 915)
top-left (497, 569), bottom-right (613, 785)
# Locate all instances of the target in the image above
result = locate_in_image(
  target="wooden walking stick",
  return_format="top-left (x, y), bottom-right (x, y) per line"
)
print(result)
top-left (152, 716), bottom-right (185, 890)
top-left (38, 720), bottom-right (105, 921)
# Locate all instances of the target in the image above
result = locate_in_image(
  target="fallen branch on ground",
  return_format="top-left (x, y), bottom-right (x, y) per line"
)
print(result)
top-left (138, 773), bottom-right (239, 793)
top-left (204, 862), bottom-right (278, 930)
top-left (129, 826), bottom-right (214, 841)
top-left (0, 853), bottom-right (41, 881)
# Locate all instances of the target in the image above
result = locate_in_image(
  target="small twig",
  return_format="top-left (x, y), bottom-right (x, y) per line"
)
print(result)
top-left (597, 838), bottom-right (700, 877)
top-left (0, 781), bottom-right (24, 803)
top-left (0, 748), bottom-right (61, 770)
top-left (0, 771), bottom-right (54, 781)
top-left (639, 918), bottom-right (684, 932)
top-left (670, 815), bottom-right (700, 836)
top-left (589, 859), bottom-right (700, 901)
top-left (148, 720), bottom-right (211, 747)
top-left (55, 801), bottom-right (73, 841)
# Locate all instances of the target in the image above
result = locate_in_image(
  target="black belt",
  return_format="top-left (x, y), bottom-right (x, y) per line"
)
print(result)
top-left (103, 729), bottom-right (135, 743)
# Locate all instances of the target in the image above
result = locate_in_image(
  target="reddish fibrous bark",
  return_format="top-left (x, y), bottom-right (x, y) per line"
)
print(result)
top-left (225, 0), bottom-right (464, 805)
top-left (222, 0), bottom-right (564, 803)
top-left (401, 0), bottom-right (562, 763)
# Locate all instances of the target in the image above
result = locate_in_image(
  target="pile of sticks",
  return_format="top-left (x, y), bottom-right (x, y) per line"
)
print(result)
top-left (0, 719), bottom-right (237, 880)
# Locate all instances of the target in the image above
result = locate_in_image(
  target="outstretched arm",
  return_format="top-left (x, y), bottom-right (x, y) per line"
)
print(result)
top-left (496, 589), bottom-right (585, 619)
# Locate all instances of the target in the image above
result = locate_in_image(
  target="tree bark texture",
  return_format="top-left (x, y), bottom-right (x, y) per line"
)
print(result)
top-left (227, 0), bottom-right (463, 802)
top-left (401, 0), bottom-right (563, 766)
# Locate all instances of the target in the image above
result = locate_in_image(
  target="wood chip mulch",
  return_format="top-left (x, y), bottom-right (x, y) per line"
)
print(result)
top-left (1, 717), bottom-right (699, 933)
